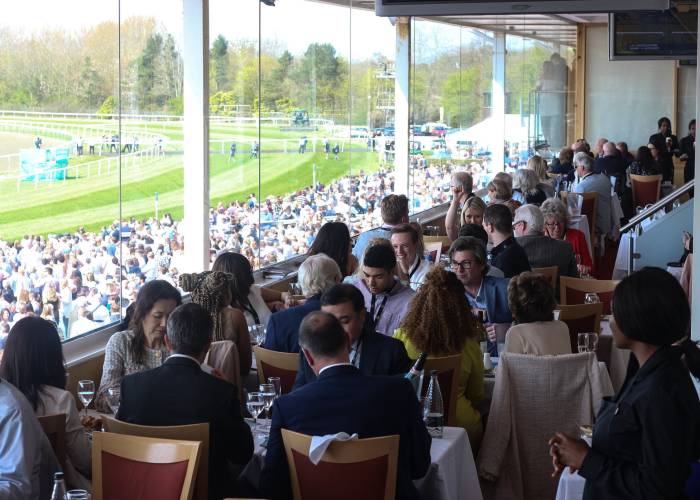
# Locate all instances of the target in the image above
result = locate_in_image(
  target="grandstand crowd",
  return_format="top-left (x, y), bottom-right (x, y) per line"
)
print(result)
top-left (0, 156), bottom-right (489, 344)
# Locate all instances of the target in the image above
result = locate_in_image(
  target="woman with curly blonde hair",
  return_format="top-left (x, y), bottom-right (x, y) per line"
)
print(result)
top-left (393, 266), bottom-right (485, 450)
top-left (180, 271), bottom-right (252, 374)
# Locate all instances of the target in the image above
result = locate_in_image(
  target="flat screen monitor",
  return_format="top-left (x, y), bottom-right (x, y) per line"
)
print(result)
top-left (609, 5), bottom-right (698, 60)
top-left (375, 0), bottom-right (670, 16)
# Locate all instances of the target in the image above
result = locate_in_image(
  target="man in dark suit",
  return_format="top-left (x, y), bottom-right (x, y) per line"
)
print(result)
top-left (263, 254), bottom-right (342, 353)
top-left (483, 203), bottom-right (531, 278)
top-left (260, 312), bottom-right (431, 500)
top-left (514, 204), bottom-right (579, 279)
top-left (292, 284), bottom-right (411, 390)
top-left (117, 303), bottom-right (254, 500)
top-left (680, 119), bottom-right (696, 183)
top-left (593, 141), bottom-right (626, 193)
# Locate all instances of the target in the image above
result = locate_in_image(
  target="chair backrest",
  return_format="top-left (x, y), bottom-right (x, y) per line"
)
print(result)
top-left (102, 418), bottom-right (209, 500)
top-left (92, 432), bottom-right (201, 500)
top-left (531, 266), bottom-right (558, 289)
top-left (560, 276), bottom-right (618, 315)
top-left (563, 192), bottom-right (598, 242)
top-left (630, 174), bottom-right (662, 208)
top-left (253, 346), bottom-right (299, 394)
top-left (421, 354), bottom-right (462, 427)
top-left (556, 303), bottom-right (603, 354)
top-left (477, 352), bottom-right (613, 500)
top-left (205, 340), bottom-right (242, 400)
top-left (38, 413), bottom-right (66, 470)
top-left (281, 429), bottom-right (399, 500)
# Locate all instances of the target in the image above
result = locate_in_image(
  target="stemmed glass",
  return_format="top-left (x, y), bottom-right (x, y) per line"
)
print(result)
top-left (106, 387), bottom-right (121, 416)
top-left (577, 332), bottom-right (598, 353)
top-left (584, 293), bottom-right (600, 304)
top-left (268, 377), bottom-right (281, 399)
top-left (246, 392), bottom-right (265, 432)
top-left (577, 333), bottom-right (588, 353)
top-left (259, 383), bottom-right (276, 420)
top-left (77, 380), bottom-right (95, 417)
top-left (249, 324), bottom-right (266, 346)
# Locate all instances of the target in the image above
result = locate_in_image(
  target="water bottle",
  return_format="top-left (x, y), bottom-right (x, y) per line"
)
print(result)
top-left (424, 370), bottom-right (444, 439)
top-left (404, 352), bottom-right (428, 398)
top-left (50, 471), bottom-right (66, 500)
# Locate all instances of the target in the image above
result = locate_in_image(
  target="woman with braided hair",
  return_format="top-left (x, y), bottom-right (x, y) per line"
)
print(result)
top-left (393, 266), bottom-right (484, 450)
top-left (180, 271), bottom-right (252, 375)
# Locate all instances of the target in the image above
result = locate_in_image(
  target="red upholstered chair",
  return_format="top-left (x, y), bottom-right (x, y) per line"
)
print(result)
top-left (92, 432), bottom-right (201, 500)
top-left (281, 429), bottom-right (399, 500)
top-left (563, 191), bottom-right (599, 247)
top-left (559, 277), bottom-right (618, 315)
top-left (253, 346), bottom-right (299, 394)
top-left (421, 354), bottom-right (462, 427)
top-left (630, 174), bottom-right (662, 208)
top-left (556, 303), bottom-right (604, 355)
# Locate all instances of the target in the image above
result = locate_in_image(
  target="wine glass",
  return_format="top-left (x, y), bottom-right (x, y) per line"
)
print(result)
top-left (246, 392), bottom-right (265, 432)
top-left (249, 324), bottom-right (266, 345)
top-left (106, 387), bottom-right (120, 416)
top-left (267, 377), bottom-right (281, 399)
top-left (577, 333), bottom-right (588, 353)
top-left (259, 383), bottom-right (276, 419)
top-left (586, 332), bottom-right (599, 353)
top-left (77, 380), bottom-right (95, 417)
top-left (584, 293), bottom-right (600, 304)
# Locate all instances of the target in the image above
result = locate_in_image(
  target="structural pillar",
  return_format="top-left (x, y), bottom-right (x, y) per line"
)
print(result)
top-left (692, 6), bottom-right (700, 347)
top-left (183, 0), bottom-right (210, 272)
top-left (394, 17), bottom-right (411, 196)
top-left (491, 32), bottom-right (506, 173)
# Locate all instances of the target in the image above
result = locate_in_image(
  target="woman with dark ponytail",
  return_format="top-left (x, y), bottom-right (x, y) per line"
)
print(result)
top-left (549, 267), bottom-right (700, 499)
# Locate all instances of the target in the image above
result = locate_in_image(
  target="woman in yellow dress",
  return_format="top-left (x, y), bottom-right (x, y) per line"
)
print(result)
top-left (394, 266), bottom-right (485, 451)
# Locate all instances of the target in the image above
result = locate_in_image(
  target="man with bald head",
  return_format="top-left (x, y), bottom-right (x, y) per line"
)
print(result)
top-left (446, 171), bottom-right (474, 240)
top-left (594, 141), bottom-right (625, 191)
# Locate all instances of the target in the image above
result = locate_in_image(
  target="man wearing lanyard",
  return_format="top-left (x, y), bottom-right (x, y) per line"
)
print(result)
top-left (448, 236), bottom-right (511, 356)
top-left (353, 243), bottom-right (415, 337)
top-left (352, 194), bottom-right (409, 260)
top-left (572, 151), bottom-right (612, 238)
top-left (390, 224), bottom-right (432, 291)
top-left (292, 284), bottom-right (412, 389)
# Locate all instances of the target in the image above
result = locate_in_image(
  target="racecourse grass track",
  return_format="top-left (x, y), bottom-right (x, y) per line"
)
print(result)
top-left (0, 117), bottom-right (382, 240)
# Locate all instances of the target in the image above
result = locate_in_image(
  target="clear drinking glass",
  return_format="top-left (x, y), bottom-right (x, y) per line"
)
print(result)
top-left (246, 392), bottom-right (265, 432)
top-left (249, 324), bottom-right (266, 345)
top-left (577, 333), bottom-right (588, 353)
top-left (66, 490), bottom-right (89, 499)
top-left (267, 377), bottom-right (282, 398)
top-left (584, 293), bottom-right (600, 304)
top-left (259, 384), bottom-right (276, 418)
top-left (77, 380), bottom-right (95, 417)
top-left (106, 387), bottom-right (120, 416)
top-left (586, 332), bottom-right (599, 352)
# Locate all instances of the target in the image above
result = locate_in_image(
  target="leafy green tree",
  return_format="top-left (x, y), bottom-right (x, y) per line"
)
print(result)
top-left (78, 56), bottom-right (105, 109)
top-left (211, 34), bottom-right (230, 92)
top-left (97, 95), bottom-right (116, 116)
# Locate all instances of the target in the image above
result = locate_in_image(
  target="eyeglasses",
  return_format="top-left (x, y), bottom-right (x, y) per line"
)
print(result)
top-left (512, 220), bottom-right (525, 230)
top-left (450, 260), bottom-right (474, 271)
top-left (545, 221), bottom-right (563, 228)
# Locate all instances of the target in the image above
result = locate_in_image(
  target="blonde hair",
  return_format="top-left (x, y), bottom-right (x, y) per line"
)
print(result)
top-left (527, 156), bottom-right (548, 181)
top-left (461, 196), bottom-right (486, 225)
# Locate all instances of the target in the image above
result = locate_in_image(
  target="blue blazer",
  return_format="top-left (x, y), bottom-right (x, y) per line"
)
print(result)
top-left (263, 296), bottom-right (321, 353)
top-left (260, 365), bottom-right (432, 500)
top-left (480, 276), bottom-right (512, 356)
top-left (292, 330), bottom-right (412, 390)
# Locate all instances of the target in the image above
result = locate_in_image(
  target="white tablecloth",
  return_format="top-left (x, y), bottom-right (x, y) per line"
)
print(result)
top-left (569, 214), bottom-right (593, 258)
top-left (415, 426), bottom-right (483, 500)
top-left (600, 319), bottom-right (630, 392)
top-left (555, 468), bottom-right (586, 500)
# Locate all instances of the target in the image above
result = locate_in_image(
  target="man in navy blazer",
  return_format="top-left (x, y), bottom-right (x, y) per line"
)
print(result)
top-left (292, 284), bottom-right (411, 390)
top-left (260, 311), bottom-right (431, 500)
top-left (117, 303), bottom-right (253, 500)
top-left (263, 254), bottom-right (342, 353)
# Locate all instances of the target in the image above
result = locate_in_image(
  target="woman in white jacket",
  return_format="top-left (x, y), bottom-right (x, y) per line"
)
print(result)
top-left (0, 317), bottom-right (91, 490)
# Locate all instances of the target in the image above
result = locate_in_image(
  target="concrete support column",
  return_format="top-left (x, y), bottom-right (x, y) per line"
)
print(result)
top-left (394, 17), bottom-right (411, 196)
top-left (692, 7), bottom-right (700, 344)
top-left (182, 0), bottom-right (210, 272)
top-left (491, 32), bottom-right (506, 173)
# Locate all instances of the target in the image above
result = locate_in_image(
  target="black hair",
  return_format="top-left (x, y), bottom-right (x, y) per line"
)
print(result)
top-left (483, 203), bottom-right (513, 235)
top-left (363, 243), bottom-right (396, 271)
top-left (0, 317), bottom-right (66, 411)
top-left (613, 267), bottom-right (700, 379)
top-left (129, 280), bottom-right (182, 364)
top-left (458, 224), bottom-right (488, 246)
top-left (298, 311), bottom-right (347, 358)
top-left (658, 116), bottom-right (672, 132)
top-left (321, 284), bottom-right (365, 313)
top-left (308, 222), bottom-right (352, 277)
top-left (690, 119), bottom-right (696, 130)
top-left (166, 303), bottom-right (213, 357)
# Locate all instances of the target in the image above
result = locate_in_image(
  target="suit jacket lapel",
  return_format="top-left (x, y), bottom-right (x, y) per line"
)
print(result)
top-left (358, 332), bottom-right (379, 375)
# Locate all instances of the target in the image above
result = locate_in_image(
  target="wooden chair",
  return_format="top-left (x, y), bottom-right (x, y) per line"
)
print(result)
top-left (92, 432), bottom-right (201, 500)
top-left (630, 174), bottom-right (662, 208)
top-left (102, 418), bottom-right (209, 500)
top-left (531, 266), bottom-right (558, 289)
top-left (421, 354), bottom-right (462, 427)
top-left (563, 191), bottom-right (599, 247)
top-left (253, 346), bottom-right (299, 395)
top-left (560, 276), bottom-right (618, 315)
top-left (281, 429), bottom-right (399, 500)
top-left (38, 413), bottom-right (66, 470)
top-left (556, 303), bottom-right (604, 355)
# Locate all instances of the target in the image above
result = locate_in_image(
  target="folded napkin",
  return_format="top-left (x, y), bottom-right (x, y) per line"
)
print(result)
top-left (308, 432), bottom-right (358, 465)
